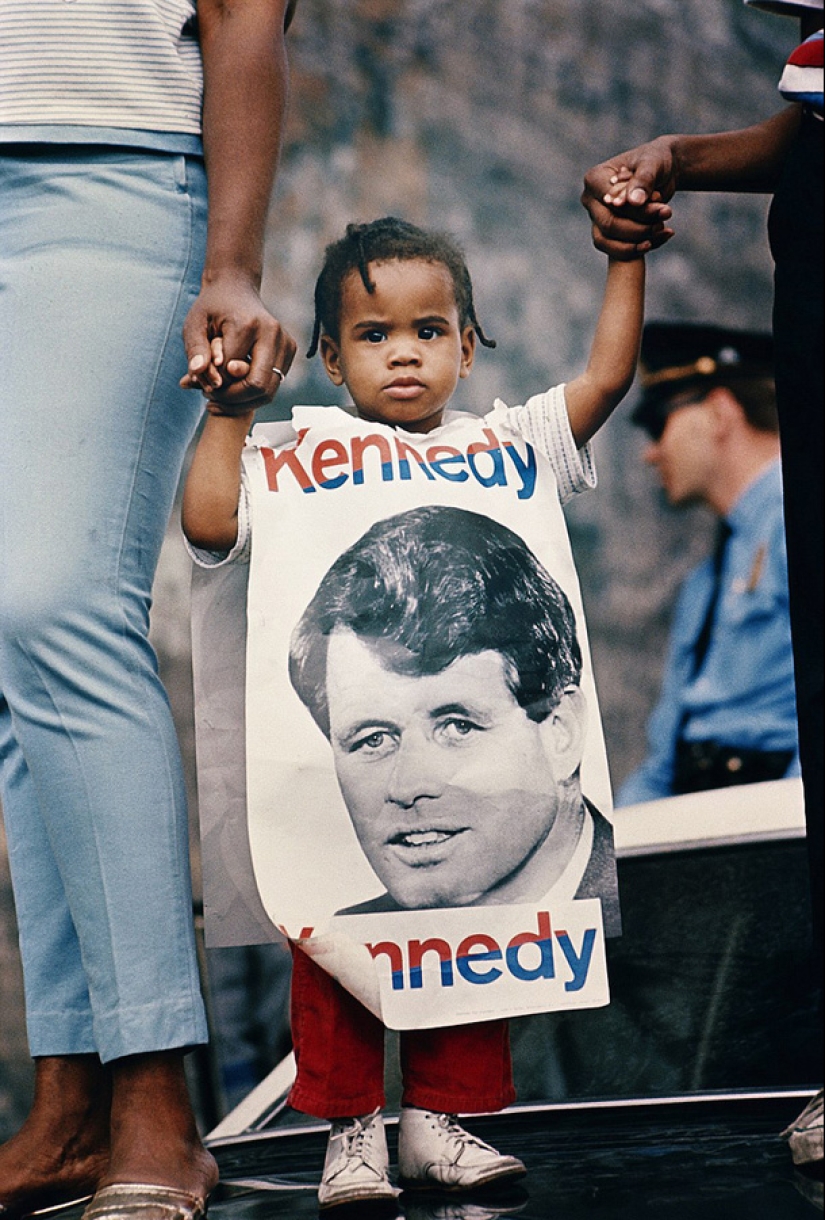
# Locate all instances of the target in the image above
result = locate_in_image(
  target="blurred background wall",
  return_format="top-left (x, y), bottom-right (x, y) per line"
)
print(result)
top-left (1, 0), bottom-right (795, 1134)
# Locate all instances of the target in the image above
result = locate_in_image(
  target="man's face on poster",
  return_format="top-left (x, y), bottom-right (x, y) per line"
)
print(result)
top-left (325, 627), bottom-right (582, 909)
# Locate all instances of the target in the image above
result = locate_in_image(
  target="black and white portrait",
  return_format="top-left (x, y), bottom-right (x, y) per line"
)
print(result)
top-left (288, 506), bottom-right (620, 932)
top-left (193, 411), bottom-right (619, 1021)
top-left (195, 407), bottom-right (616, 941)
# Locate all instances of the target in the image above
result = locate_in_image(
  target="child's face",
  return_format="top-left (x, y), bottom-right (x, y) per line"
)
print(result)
top-left (320, 259), bottom-right (476, 433)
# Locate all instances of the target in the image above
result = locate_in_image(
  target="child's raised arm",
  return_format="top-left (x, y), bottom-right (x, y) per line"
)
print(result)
top-left (182, 407), bottom-right (255, 552)
top-left (564, 256), bottom-right (645, 448)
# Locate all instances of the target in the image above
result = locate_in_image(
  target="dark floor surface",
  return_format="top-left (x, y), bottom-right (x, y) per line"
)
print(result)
top-left (195, 1093), bottom-right (822, 1219)
top-left (31, 1092), bottom-right (823, 1219)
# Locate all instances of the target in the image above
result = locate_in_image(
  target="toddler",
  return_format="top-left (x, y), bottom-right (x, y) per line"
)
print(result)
top-left (183, 216), bottom-right (645, 1210)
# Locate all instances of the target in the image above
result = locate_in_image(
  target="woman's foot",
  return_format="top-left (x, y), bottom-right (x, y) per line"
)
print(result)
top-left (0, 1056), bottom-right (110, 1216)
top-left (100, 1052), bottom-right (218, 1200)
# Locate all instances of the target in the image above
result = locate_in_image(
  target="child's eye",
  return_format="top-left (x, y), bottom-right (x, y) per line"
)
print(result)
top-left (364, 330), bottom-right (387, 344)
top-left (419, 326), bottom-right (441, 341)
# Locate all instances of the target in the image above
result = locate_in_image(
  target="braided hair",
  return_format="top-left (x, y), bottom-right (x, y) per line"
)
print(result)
top-left (306, 216), bottom-right (496, 358)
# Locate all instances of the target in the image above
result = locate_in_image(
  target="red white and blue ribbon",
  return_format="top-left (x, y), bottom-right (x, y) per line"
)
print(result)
top-left (779, 30), bottom-right (824, 115)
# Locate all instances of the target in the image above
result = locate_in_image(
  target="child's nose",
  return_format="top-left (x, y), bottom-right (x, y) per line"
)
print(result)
top-left (388, 339), bottom-right (421, 365)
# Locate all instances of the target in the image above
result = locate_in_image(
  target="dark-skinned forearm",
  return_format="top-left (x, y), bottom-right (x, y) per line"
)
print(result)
top-left (667, 107), bottom-right (802, 195)
top-left (198, 0), bottom-right (292, 286)
top-left (182, 410), bottom-right (255, 551)
top-left (565, 258), bottom-right (645, 447)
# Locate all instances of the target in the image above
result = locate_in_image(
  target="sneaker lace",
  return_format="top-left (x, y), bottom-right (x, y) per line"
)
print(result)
top-left (331, 1109), bottom-right (384, 1171)
top-left (438, 1113), bottom-right (498, 1160)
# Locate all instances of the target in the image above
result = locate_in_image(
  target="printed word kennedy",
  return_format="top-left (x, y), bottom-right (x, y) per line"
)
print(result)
top-left (368, 912), bottom-right (597, 994)
top-left (260, 427), bottom-right (539, 501)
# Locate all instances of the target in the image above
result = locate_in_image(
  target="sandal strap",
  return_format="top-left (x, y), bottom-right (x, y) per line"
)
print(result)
top-left (82, 1185), bottom-right (207, 1220)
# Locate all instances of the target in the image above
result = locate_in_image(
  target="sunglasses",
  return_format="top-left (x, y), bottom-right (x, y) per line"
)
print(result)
top-left (644, 391), bottom-right (711, 441)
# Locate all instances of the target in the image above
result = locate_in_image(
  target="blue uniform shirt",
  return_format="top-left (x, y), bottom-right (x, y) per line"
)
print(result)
top-left (617, 461), bottom-right (800, 805)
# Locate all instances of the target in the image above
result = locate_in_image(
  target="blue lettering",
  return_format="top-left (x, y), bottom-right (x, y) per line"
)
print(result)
top-left (429, 454), bottom-right (469, 483)
top-left (368, 941), bottom-right (406, 992)
top-left (456, 934), bottom-right (504, 985)
top-left (394, 438), bottom-right (437, 482)
top-left (556, 929), bottom-right (597, 992)
top-left (503, 442), bottom-right (537, 500)
top-left (467, 430), bottom-right (507, 489)
top-left (409, 939), bottom-right (455, 990)
top-left (505, 913), bottom-right (556, 981)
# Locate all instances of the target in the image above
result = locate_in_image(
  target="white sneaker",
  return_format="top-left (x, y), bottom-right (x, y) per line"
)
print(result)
top-left (398, 1109), bottom-right (527, 1192)
top-left (318, 1109), bottom-right (401, 1210)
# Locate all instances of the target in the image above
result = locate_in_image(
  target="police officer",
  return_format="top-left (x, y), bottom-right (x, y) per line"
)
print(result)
top-left (617, 323), bottom-right (800, 805)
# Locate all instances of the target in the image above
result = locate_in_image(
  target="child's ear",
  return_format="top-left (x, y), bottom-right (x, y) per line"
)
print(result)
top-left (459, 326), bottom-right (476, 380)
top-left (320, 335), bottom-right (345, 386)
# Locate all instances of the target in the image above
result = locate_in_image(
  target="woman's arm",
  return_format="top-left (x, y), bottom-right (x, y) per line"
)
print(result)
top-left (581, 107), bottom-right (802, 260)
top-left (182, 0), bottom-right (298, 409)
top-left (564, 258), bottom-right (646, 448)
top-left (182, 410), bottom-right (255, 551)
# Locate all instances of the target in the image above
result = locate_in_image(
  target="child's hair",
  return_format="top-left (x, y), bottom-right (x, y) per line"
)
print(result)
top-left (306, 216), bottom-right (496, 358)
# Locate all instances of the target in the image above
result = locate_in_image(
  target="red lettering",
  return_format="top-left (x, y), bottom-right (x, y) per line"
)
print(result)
top-left (409, 937), bottom-right (453, 971)
top-left (261, 433), bottom-right (315, 494)
top-left (368, 940), bottom-right (405, 978)
top-left (409, 937), bottom-right (454, 989)
top-left (394, 437), bottom-right (436, 481)
top-left (467, 428), bottom-right (502, 457)
top-left (457, 934), bottom-right (500, 957)
top-left (312, 439), bottom-right (349, 489)
top-left (509, 911), bottom-right (553, 950)
top-left (352, 434), bottom-right (393, 485)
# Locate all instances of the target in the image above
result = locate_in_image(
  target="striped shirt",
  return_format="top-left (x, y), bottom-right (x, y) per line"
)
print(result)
top-left (0, 1), bottom-right (203, 145)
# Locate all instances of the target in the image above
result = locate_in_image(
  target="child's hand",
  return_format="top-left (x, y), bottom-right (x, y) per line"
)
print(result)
top-left (180, 334), bottom-right (225, 393)
top-left (203, 343), bottom-right (254, 418)
top-left (181, 331), bottom-right (290, 415)
top-left (583, 148), bottom-right (676, 259)
top-left (602, 164), bottom-right (635, 206)
top-left (181, 337), bottom-right (257, 416)
top-left (182, 276), bottom-right (296, 407)
top-left (600, 169), bottom-right (673, 254)
top-left (605, 166), bottom-right (667, 209)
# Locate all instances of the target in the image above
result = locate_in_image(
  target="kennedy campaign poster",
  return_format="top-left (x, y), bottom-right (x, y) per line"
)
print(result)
top-left (192, 397), bottom-right (621, 1029)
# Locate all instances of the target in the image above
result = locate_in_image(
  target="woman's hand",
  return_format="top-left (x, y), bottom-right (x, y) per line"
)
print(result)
top-left (180, 272), bottom-right (296, 412)
top-left (581, 139), bottom-right (677, 260)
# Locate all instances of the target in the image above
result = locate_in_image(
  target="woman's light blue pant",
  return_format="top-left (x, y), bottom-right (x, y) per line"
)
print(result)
top-left (0, 146), bottom-right (209, 1062)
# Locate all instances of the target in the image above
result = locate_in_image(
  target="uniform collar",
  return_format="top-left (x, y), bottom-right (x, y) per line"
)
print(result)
top-left (725, 459), bottom-right (783, 534)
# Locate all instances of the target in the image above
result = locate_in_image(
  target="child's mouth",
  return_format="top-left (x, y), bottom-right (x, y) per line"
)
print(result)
top-left (385, 379), bottom-right (426, 400)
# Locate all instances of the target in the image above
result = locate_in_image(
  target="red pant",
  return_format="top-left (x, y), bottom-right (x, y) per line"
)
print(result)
top-left (288, 945), bottom-right (516, 1120)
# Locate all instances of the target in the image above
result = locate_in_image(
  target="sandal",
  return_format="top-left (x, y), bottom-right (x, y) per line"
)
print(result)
top-left (81, 1185), bottom-right (208, 1220)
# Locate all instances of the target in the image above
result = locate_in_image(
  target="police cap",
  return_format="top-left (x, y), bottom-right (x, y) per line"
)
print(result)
top-left (632, 322), bottom-right (775, 438)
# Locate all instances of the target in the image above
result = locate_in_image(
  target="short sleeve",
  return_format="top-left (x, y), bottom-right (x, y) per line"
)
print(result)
top-left (185, 471), bottom-right (252, 569)
top-left (505, 384), bottom-right (597, 505)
